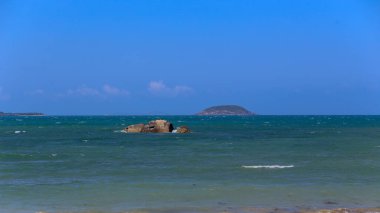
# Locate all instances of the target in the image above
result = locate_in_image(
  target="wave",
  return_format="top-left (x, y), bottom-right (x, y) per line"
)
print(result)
top-left (114, 130), bottom-right (127, 133)
top-left (242, 165), bottom-right (294, 169)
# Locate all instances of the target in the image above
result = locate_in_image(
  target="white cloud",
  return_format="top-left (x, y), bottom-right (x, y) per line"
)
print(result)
top-left (0, 87), bottom-right (10, 101)
top-left (148, 81), bottom-right (193, 97)
top-left (173, 85), bottom-right (193, 94)
top-left (67, 86), bottom-right (101, 96)
top-left (103, 84), bottom-right (130, 96)
top-left (67, 85), bottom-right (130, 97)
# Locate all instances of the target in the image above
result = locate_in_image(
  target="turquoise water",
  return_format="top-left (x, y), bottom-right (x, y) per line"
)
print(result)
top-left (1, 116), bottom-right (380, 212)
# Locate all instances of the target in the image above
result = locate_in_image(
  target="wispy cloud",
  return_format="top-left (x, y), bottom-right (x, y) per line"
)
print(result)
top-left (67, 86), bottom-right (101, 97)
top-left (67, 85), bottom-right (130, 97)
top-left (102, 84), bottom-right (130, 96)
top-left (26, 89), bottom-right (45, 96)
top-left (148, 81), bottom-right (193, 97)
top-left (0, 87), bottom-right (10, 101)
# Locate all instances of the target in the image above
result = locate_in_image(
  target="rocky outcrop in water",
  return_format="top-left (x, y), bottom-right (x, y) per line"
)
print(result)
top-left (124, 119), bottom-right (188, 133)
top-left (145, 119), bottom-right (174, 133)
top-left (175, 126), bottom-right (191, 133)
top-left (126, 124), bottom-right (145, 133)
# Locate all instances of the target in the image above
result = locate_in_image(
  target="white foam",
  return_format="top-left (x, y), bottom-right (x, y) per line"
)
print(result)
top-left (242, 165), bottom-right (294, 169)
top-left (113, 130), bottom-right (127, 133)
top-left (14, 131), bottom-right (21, 134)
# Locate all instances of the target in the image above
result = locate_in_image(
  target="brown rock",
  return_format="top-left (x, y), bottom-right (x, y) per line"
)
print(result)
top-left (145, 120), bottom-right (174, 133)
top-left (126, 123), bottom-right (145, 133)
top-left (176, 126), bottom-right (191, 133)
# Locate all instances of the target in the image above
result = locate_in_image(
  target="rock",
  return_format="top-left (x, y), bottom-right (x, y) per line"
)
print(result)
top-left (196, 105), bottom-right (254, 115)
top-left (144, 120), bottom-right (174, 133)
top-left (176, 126), bottom-right (191, 133)
top-left (125, 123), bottom-right (145, 133)
top-left (124, 120), bottom-right (189, 134)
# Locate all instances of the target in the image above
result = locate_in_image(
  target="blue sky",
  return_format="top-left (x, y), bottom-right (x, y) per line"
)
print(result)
top-left (1, 0), bottom-right (380, 115)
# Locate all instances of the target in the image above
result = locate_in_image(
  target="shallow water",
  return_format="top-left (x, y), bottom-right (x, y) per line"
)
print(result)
top-left (1, 115), bottom-right (380, 212)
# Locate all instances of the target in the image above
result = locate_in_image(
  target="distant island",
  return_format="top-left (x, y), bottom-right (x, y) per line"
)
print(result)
top-left (0, 112), bottom-right (44, 116)
top-left (196, 105), bottom-right (254, 115)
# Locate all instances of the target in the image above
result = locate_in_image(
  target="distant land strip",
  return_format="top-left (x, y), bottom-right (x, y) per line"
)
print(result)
top-left (196, 105), bottom-right (254, 115)
top-left (0, 112), bottom-right (44, 116)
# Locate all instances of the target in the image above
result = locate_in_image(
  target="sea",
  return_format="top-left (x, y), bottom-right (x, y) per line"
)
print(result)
top-left (0, 115), bottom-right (380, 213)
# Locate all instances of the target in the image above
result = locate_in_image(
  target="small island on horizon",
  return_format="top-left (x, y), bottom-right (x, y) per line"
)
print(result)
top-left (0, 112), bottom-right (44, 116)
top-left (196, 105), bottom-right (254, 115)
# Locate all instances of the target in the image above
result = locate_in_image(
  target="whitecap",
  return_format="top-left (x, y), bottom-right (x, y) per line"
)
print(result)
top-left (51, 153), bottom-right (57, 157)
top-left (242, 165), bottom-right (294, 169)
top-left (14, 131), bottom-right (21, 134)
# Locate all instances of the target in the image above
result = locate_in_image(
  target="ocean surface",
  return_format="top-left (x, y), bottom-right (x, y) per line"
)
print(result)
top-left (1, 116), bottom-right (380, 213)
